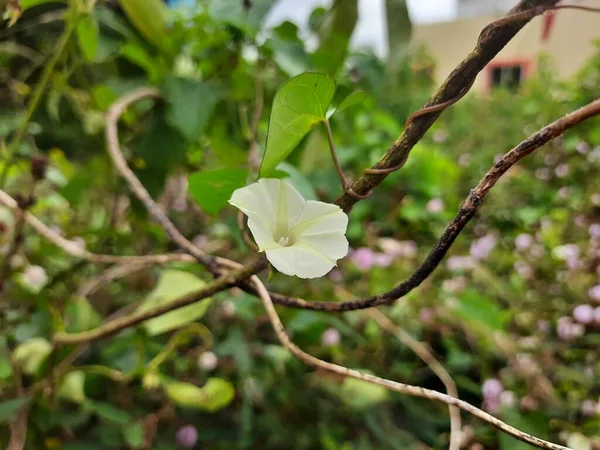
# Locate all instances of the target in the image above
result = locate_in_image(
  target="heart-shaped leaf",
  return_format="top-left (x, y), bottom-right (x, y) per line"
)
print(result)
top-left (260, 72), bottom-right (335, 176)
top-left (188, 168), bottom-right (248, 215)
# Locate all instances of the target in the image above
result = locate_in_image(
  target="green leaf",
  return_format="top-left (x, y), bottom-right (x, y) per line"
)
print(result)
top-left (260, 72), bottom-right (336, 176)
top-left (327, 90), bottom-right (366, 118)
top-left (85, 400), bottom-right (132, 424)
top-left (76, 15), bottom-right (99, 61)
top-left (119, 0), bottom-right (171, 52)
top-left (385, 0), bottom-right (412, 87)
top-left (58, 371), bottom-right (86, 404)
top-left (313, 0), bottom-right (358, 73)
top-left (165, 378), bottom-right (235, 412)
top-left (137, 270), bottom-right (212, 336)
top-left (0, 397), bottom-right (30, 422)
top-left (164, 77), bottom-right (220, 141)
top-left (452, 290), bottom-right (509, 333)
top-left (21, 0), bottom-right (56, 9)
top-left (65, 297), bottom-right (101, 333)
top-left (123, 422), bottom-right (144, 448)
top-left (188, 168), bottom-right (248, 216)
top-left (209, 0), bottom-right (276, 36)
top-left (137, 115), bottom-right (187, 170)
top-left (119, 42), bottom-right (160, 80)
top-left (13, 337), bottom-right (53, 375)
top-left (0, 355), bottom-right (12, 379)
top-left (339, 372), bottom-right (389, 410)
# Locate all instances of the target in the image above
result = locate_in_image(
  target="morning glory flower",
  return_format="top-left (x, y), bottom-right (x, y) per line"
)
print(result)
top-left (229, 178), bottom-right (349, 279)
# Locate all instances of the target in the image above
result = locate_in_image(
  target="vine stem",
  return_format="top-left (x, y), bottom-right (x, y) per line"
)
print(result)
top-left (0, 13), bottom-right (76, 187)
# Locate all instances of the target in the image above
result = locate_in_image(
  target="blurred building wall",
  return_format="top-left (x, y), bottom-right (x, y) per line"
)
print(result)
top-left (412, 0), bottom-right (600, 92)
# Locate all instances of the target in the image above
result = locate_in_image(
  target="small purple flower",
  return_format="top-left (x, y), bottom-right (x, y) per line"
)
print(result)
top-left (514, 261), bottom-right (533, 279)
top-left (581, 399), bottom-right (598, 416)
top-left (515, 233), bottom-right (533, 251)
top-left (441, 276), bottom-right (468, 293)
top-left (588, 285), bottom-right (600, 302)
top-left (535, 168), bottom-right (551, 180)
top-left (594, 307), bottom-right (600, 324)
top-left (537, 320), bottom-right (550, 333)
top-left (500, 390), bottom-right (516, 407)
top-left (589, 224), bottom-right (600, 239)
top-left (328, 269), bottom-right (343, 283)
top-left (321, 328), bottom-right (341, 346)
top-left (378, 238), bottom-right (417, 259)
top-left (470, 234), bottom-right (496, 260)
top-left (350, 247), bottom-right (376, 271)
top-left (554, 164), bottom-right (569, 178)
top-left (419, 307), bottom-right (435, 324)
top-left (432, 130), bottom-right (448, 143)
top-left (558, 187), bottom-right (570, 199)
top-left (426, 198), bottom-right (444, 213)
top-left (574, 214), bottom-right (587, 228)
top-left (576, 141), bottom-right (590, 154)
top-left (447, 256), bottom-right (475, 271)
top-left (482, 378), bottom-right (503, 399)
top-left (573, 305), bottom-right (595, 324)
top-left (458, 154), bottom-right (470, 166)
top-left (176, 425), bottom-right (198, 448)
top-left (588, 147), bottom-right (600, 163)
top-left (373, 253), bottom-right (394, 268)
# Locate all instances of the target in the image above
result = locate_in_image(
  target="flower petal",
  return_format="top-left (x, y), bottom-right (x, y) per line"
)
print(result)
top-left (265, 245), bottom-right (336, 279)
top-left (291, 201), bottom-right (348, 236)
top-left (296, 231), bottom-right (348, 261)
top-left (246, 216), bottom-right (280, 251)
top-left (229, 179), bottom-right (278, 232)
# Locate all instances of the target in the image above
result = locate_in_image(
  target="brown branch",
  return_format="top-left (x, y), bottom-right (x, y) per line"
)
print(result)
top-left (251, 270), bottom-right (568, 450)
top-left (365, 308), bottom-right (462, 450)
top-left (104, 88), bottom-right (221, 274)
top-left (247, 98), bottom-right (600, 311)
top-left (52, 255), bottom-right (266, 344)
top-left (334, 0), bottom-right (561, 212)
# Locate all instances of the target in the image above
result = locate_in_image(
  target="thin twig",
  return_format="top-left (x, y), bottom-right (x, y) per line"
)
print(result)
top-left (0, 189), bottom-right (198, 265)
top-left (104, 88), bottom-right (220, 273)
top-left (52, 255), bottom-right (266, 344)
top-left (247, 76), bottom-right (264, 172)
top-left (250, 272), bottom-right (569, 450)
top-left (324, 118), bottom-right (348, 192)
top-left (365, 308), bottom-right (462, 450)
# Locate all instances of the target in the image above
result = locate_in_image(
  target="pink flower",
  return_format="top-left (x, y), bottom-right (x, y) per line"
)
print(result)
top-left (378, 238), bottom-right (417, 259)
top-left (321, 328), bottom-right (341, 346)
top-left (589, 224), bottom-right (600, 239)
top-left (515, 233), bottom-right (533, 251)
top-left (329, 269), bottom-right (343, 283)
top-left (535, 168), bottom-right (551, 180)
top-left (581, 399), bottom-right (598, 416)
top-left (554, 164), bottom-right (569, 178)
top-left (426, 198), bottom-right (444, 213)
top-left (576, 141), bottom-right (590, 154)
top-left (594, 307), bottom-right (600, 324)
top-left (373, 253), bottom-right (394, 268)
top-left (442, 276), bottom-right (468, 293)
top-left (432, 130), bottom-right (448, 143)
top-left (589, 285), bottom-right (600, 302)
top-left (419, 307), bottom-right (436, 323)
top-left (482, 378), bottom-right (503, 399)
top-left (514, 261), bottom-right (533, 279)
top-left (470, 234), bottom-right (496, 260)
top-left (447, 256), bottom-right (476, 271)
top-left (176, 425), bottom-right (198, 448)
top-left (573, 305), bottom-right (594, 324)
top-left (350, 247), bottom-right (376, 271)
top-left (458, 154), bottom-right (471, 166)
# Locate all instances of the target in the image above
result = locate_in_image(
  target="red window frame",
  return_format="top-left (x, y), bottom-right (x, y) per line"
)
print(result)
top-left (486, 59), bottom-right (533, 92)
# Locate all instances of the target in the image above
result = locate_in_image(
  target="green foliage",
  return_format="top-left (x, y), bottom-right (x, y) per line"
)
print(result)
top-left (261, 72), bottom-right (335, 175)
top-left (138, 270), bottom-right (212, 336)
top-left (188, 168), bottom-right (248, 215)
top-left (2, 1), bottom-right (600, 448)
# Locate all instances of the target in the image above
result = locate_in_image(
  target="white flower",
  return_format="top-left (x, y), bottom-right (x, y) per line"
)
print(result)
top-left (229, 178), bottom-right (349, 279)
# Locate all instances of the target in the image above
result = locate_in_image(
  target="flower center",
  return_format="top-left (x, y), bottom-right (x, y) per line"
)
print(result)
top-left (278, 236), bottom-right (292, 247)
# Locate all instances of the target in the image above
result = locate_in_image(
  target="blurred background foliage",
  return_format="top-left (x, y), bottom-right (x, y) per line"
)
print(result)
top-left (0, 0), bottom-right (600, 449)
